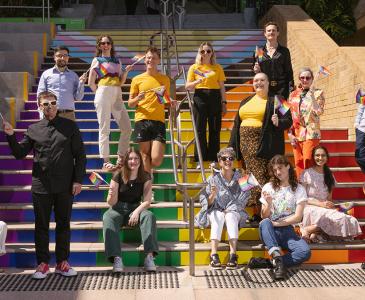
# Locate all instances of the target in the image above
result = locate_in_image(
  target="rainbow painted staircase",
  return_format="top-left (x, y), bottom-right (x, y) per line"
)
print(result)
top-left (0, 30), bottom-right (364, 269)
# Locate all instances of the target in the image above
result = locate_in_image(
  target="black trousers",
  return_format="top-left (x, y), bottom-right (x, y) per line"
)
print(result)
top-left (192, 89), bottom-right (222, 162)
top-left (356, 128), bottom-right (365, 173)
top-left (32, 191), bottom-right (73, 264)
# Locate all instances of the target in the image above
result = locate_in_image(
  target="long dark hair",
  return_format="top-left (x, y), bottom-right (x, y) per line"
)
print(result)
top-left (312, 145), bottom-right (335, 192)
top-left (121, 148), bottom-right (148, 183)
top-left (95, 35), bottom-right (116, 57)
top-left (268, 155), bottom-right (298, 192)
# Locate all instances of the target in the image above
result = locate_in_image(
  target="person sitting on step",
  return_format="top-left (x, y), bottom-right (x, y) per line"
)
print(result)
top-left (257, 155), bottom-right (311, 280)
top-left (103, 147), bottom-right (158, 273)
top-left (195, 147), bottom-right (250, 270)
top-left (0, 221), bottom-right (7, 273)
top-left (300, 145), bottom-right (362, 243)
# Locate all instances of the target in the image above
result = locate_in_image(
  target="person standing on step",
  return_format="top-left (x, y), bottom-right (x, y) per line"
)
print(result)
top-left (253, 21), bottom-right (294, 99)
top-left (128, 47), bottom-right (172, 177)
top-left (300, 145), bottom-right (362, 243)
top-left (185, 42), bottom-right (227, 169)
top-left (88, 35), bottom-right (133, 172)
top-left (195, 147), bottom-right (249, 270)
top-left (2, 91), bottom-right (86, 280)
top-left (103, 148), bottom-right (158, 272)
top-left (355, 91), bottom-right (365, 174)
top-left (229, 73), bottom-right (292, 223)
top-left (0, 220), bottom-right (7, 273)
top-left (258, 155), bottom-right (311, 280)
top-left (288, 67), bottom-right (325, 178)
top-left (37, 45), bottom-right (87, 121)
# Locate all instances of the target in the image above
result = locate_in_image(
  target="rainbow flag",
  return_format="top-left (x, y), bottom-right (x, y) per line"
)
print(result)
top-left (94, 64), bottom-right (108, 78)
top-left (132, 54), bottom-right (145, 61)
top-left (194, 69), bottom-right (215, 78)
top-left (255, 45), bottom-right (264, 63)
top-left (89, 171), bottom-right (108, 188)
top-left (238, 173), bottom-right (260, 192)
top-left (319, 65), bottom-right (331, 76)
top-left (274, 95), bottom-right (291, 115)
top-left (356, 88), bottom-right (365, 105)
top-left (155, 87), bottom-right (171, 104)
top-left (336, 202), bottom-right (354, 214)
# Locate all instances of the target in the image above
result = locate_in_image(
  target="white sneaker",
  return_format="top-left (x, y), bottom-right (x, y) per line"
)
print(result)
top-left (113, 256), bottom-right (124, 273)
top-left (32, 262), bottom-right (50, 280)
top-left (144, 255), bottom-right (157, 272)
top-left (55, 260), bottom-right (77, 277)
top-left (196, 163), bottom-right (201, 169)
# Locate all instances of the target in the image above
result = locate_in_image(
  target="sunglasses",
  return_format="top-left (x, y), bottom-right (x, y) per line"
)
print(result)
top-left (41, 101), bottom-right (57, 107)
top-left (200, 49), bottom-right (212, 54)
top-left (100, 41), bottom-right (111, 46)
top-left (55, 54), bottom-right (69, 58)
top-left (220, 156), bottom-right (234, 162)
top-left (299, 76), bottom-right (312, 80)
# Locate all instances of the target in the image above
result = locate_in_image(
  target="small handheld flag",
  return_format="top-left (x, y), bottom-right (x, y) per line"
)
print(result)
top-left (336, 202), bottom-right (354, 214)
top-left (193, 69), bottom-right (215, 78)
top-left (238, 173), bottom-right (261, 192)
top-left (155, 86), bottom-right (171, 104)
top-left (89, 171), bottom-right (109, 188)
top-left (94, 64), bottom-right (108, 78)
top-left (131, 54), bottom-right (145, 66)
top-left (318, 65), bottom-right (331, 77)
top-left (356, 88), bottom-right (365, 105)
top-left (274, 95), bottom-right (291, 115)
top-left (255, 46), bottom-right (264, 63)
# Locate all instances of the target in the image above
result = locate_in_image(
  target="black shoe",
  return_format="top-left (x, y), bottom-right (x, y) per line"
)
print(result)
top-left (272, 256), bottom-right (286, 280)
top-left (361, 263), bottom-right (365, 270)
top-left (247, 257), bottom-right (273, 269)
top-left (210, 254), bottom-right (223, 270)
top-left (226, 253), bottom-right (238, 270)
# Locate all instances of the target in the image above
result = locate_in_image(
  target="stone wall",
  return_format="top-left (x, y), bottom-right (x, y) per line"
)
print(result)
top-left (261, 5), bottom-right (365, 140)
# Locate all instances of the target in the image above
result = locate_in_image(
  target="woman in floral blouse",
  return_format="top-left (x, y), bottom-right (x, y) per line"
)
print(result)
top-left (288, 67), bottom-right (325, 178)
top-left (195, 147), bottom-right (249, 270)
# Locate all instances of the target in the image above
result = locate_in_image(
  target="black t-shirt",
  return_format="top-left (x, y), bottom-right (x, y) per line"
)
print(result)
top-left (112, 171), bottom-right (151, 203)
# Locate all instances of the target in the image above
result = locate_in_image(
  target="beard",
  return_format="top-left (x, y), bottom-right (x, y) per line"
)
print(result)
top-left (56, 60), bottom-right (67, 68)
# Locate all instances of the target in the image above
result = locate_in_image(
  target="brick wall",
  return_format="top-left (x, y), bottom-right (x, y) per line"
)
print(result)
top-left (260, 5), bottom-right (365, 140)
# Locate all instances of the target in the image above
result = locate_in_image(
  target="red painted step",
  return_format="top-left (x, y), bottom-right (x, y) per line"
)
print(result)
top-left (332, 169), bottom-right (365, 183)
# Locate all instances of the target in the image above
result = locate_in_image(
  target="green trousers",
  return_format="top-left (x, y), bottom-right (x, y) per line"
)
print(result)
top-left (103, 202), bottom-right (159, 262)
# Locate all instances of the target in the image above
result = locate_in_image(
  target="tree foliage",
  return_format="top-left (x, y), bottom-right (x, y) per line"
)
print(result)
top-left (0, 0), bottom-right (61, 18)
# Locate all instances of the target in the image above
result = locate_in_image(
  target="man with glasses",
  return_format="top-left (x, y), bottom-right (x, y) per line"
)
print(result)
top-left (2, 91), bottom-right (86, 279)
top-left (37, 46), bottom-right (87, 121)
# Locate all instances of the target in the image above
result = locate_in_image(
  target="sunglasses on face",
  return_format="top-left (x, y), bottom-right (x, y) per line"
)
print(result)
top-left (200, 49), bottom-right (212, 54)
top-left (99, 41), bottom-right (111, 46)
top-left (299, 76), bottom-right (312, 80)
top-left (220, 156), bottom-right (234, 162)
top-left (41, 101), bottom-right (57, 107)
top-left (55, 54), bottom-right (69, 58)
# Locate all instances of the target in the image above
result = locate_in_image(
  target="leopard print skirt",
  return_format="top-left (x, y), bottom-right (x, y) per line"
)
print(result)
top-left (239, 126), bottom-right (269, 206)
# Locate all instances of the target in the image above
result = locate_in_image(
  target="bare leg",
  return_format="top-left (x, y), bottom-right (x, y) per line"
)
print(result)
top-left (150, 141), bottom-right (165, 168)
top-left (211, 239), bottom-right (219, 255)
top-left (139, 141), bottom-right (152, 173)
top-left (228, 238), bottom-right (237, 254)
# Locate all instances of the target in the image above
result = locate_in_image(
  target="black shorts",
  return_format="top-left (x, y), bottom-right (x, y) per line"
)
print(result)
top-left (134, 120), bottom-right (166, 143)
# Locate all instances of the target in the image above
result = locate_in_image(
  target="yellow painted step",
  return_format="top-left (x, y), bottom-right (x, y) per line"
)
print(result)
top-left (178, 228), bottom-right (260, 242)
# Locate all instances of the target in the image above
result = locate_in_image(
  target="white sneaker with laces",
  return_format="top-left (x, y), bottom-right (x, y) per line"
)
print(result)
top-left (113, 256), bottom-right (124, 273)
top-left (144, 255), bottom-right (157, 272)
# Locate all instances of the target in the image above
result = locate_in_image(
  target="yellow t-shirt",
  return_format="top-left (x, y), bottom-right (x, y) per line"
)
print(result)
top-left (239, 95), bottom-right (267, 127)
top-left (130, 72), bottom-right (171, 123)
top-left (187, 63), bottom-right (226, 89)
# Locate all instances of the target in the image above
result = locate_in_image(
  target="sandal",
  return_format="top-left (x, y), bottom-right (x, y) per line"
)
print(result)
top-left (226, 253), bottom-right (238, 270)
top-left (210, 254), bottom-right (223, 270)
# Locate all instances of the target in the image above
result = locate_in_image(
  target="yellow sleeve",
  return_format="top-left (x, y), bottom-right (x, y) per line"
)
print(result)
top-left (217, 64), bottom-right (226, 82)
top-left (187, 65), bottom-right (196, 82)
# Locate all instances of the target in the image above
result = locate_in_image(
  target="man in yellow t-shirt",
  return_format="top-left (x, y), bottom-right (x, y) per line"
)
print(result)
top-left (128, 47), bottom-right (171, 174)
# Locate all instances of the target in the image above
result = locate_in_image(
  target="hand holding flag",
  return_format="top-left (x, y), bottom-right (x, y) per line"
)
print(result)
top-left (238, 173), bottom-right (261, 192)
top-left (194, 69), bottom-right (215, 79)
top-left (255, 46), bottom-right (264, 63)
top-left (274, 95), bottom-right (291, 116)
top-left (335, 202), bottom-right (354, 214)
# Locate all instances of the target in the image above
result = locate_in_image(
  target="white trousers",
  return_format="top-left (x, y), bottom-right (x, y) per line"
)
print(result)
top-left (0, 221), bottom-right (7, 254)
top-left (94, 86), bottom-right (132, 159)
top-left (208, 210), bottom-right (240, 241)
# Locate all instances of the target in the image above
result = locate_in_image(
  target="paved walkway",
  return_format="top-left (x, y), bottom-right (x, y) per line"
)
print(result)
top-left (1, 264), bottom-right (364, 300)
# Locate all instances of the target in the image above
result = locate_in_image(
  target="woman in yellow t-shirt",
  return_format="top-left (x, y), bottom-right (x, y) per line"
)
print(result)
top-left (186, 42), bottom-right (227, 168)
top-left (88, 35), bottom-right (133, 171)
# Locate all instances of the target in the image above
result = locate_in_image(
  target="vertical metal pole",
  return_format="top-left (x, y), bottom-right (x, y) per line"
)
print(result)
top-left (42, 0), bottom-right (45, 23)
top-left (189, 196), bottom-right (195, 276)
top-left (47, 0), bottom-right (50, 23)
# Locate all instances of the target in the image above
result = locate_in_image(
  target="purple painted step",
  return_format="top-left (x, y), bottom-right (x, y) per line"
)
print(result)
top-left (0, 191), bottom-right (32, 202)
top-left (0, 159), bottom-right (32, 169)
top-left (0, 132), bottom-right (25, 142)
top-left (20, 111), bottom-right (40, 120)
top-left (0, 174), bottom-right (32, 185)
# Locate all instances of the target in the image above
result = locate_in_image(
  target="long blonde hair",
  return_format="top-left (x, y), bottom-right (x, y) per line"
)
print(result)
top-left (195, 42), bottom-right (217, 65)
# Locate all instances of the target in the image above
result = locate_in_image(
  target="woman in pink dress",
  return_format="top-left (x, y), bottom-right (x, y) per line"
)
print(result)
top-left (300, 145), bottom-right (362, 242)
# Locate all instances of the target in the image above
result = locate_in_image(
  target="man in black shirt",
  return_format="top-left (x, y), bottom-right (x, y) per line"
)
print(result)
top-left (2, 91), bottom-right (86, 279)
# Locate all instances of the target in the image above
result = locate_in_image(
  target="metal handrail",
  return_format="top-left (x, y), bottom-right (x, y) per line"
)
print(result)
top-left (0, 0), bottom-right (51, 23)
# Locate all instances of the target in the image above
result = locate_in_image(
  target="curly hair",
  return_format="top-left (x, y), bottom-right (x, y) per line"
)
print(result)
top-left (312, 145), bottom-right (335, 192)
top-left (195, 42), bottom-right (217, 65)
top-left (95, 35), bottom-right (116, 57)
top-left (268, 155), bottom-right (298, 192)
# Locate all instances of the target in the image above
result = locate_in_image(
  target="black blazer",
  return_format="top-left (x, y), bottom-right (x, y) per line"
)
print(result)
top-left (228, 95), bottom-right (292, 161)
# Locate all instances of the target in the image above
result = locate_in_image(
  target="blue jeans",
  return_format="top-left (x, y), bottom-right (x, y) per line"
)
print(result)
top-left (259, 218), bottom-right (311, 267)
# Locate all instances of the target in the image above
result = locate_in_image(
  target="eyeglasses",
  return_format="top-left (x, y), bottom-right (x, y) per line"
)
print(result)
top-left (41, 101), bottom-right (57, 107)
top-left (299, 76), bottom-right (312, 80)
top-left (55, 54), bottom-right (69, 58)
top-left (200, 49), bottom-right (212, 54)
top-left (100, 41), bottom-right (111, 46)
top-left (220, 156), bottom-right (234, 162)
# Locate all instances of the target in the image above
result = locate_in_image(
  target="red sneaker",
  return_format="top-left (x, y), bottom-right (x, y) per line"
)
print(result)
top-left (32, 262), bottom-right (50, 280)
top-left (55, 260), bottom-right (77, 277)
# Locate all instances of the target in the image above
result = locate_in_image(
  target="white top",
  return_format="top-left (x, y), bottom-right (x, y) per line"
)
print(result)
top-left (260, 182), bottom-right (307, 221)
